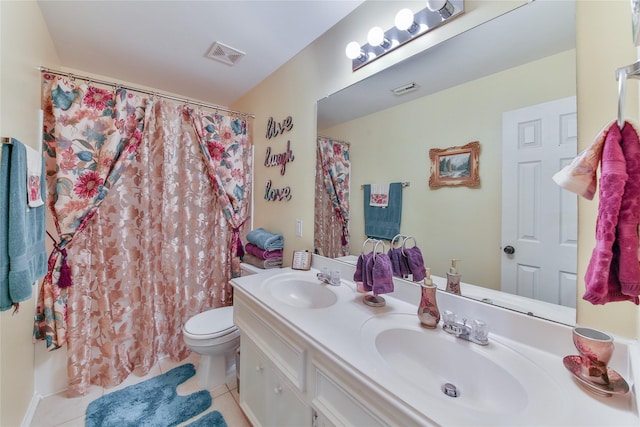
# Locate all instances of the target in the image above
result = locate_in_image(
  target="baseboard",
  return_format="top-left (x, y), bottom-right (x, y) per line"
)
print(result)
top-left (21, 393), bottom-right (41, 427)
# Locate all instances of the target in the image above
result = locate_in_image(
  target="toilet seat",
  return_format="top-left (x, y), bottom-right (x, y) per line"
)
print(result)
top-left (183, 306), bottom-right (237, 340)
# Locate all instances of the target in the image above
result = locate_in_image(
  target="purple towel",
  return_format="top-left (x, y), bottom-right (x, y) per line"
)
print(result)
top-left (372, 253), bottom-right (394, 295)
top-left (404, 246), bottom-right (426, 282)
top-left (245, 242), bottom-right (283, 260)
top-left (388, 247), bottom-right (410, 278)
top-left (363, 253), bottom-right (374, 292)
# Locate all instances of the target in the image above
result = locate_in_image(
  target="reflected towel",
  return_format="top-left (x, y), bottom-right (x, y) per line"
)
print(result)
top-left (246, 228), bottom-right (284, 251)
top-left (242, 253), bottom-right (282, 270)
top-left (245, 243), bottom-right (283, 260)
top-left (363, 183), bottom-right (403, 241)
top-left (404, 246), bottom-right (426, 282)
top-left (372, 253), bottom-right (394, 295)
top-left (388, 247), bottom-right (410, 278)
top-left (369, 183), bottom-right (390, 207)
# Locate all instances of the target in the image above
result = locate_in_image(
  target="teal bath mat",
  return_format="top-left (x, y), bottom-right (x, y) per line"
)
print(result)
top-left (85, 363), bottom-right (226, 427)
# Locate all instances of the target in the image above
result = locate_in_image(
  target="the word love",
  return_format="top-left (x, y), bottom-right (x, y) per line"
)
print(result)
top-left (264, 180), bottom-right (292, 202)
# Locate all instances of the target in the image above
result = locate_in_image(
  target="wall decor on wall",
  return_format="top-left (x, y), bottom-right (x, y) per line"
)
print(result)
top-left (428, 141), bottom-right (480, 188)
top-left (265, 115), bottom-right (293, 139)
top-left (264, 140), bottom-right (295, 175)
top-left (264, 179), bottom-right (292, 201)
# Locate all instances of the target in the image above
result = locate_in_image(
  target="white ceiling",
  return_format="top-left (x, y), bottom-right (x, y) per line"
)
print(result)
top-left (37, 0), bottom-right (365, 107)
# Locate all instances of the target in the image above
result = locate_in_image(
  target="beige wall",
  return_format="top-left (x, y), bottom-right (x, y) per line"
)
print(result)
top-left (321, 50), bottom-right (575, 290)
top-left (0, 1), bottom-right (60, 425)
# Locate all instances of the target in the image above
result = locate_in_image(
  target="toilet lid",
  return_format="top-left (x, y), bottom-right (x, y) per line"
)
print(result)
top-left (184, 306), bottom-right (237, 338)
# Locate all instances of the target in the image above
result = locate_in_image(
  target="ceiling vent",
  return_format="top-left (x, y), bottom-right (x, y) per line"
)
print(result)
top-left (391, 82), bottom-right (419, 96)
top-left (205, 41), bottom-right (245, 66)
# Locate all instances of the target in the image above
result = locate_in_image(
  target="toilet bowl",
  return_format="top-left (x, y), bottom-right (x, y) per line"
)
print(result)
top-left (183, 305), bottom-right (240, 389)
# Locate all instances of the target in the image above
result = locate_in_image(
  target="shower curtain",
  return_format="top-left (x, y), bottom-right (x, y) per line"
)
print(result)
top-left (314, 137), bottom-right (350, 257)
top-left (35, 74), bottom-right (252, 396)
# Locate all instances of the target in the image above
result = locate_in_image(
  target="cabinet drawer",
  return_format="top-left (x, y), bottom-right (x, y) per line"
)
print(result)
top-left (235, 298), bottom-right (307, 391)
top-left (312, 364), bottom-right (387, 427)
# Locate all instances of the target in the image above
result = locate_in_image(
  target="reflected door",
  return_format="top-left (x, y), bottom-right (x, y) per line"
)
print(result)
top-left (501, 96), bottom-right (577, 307)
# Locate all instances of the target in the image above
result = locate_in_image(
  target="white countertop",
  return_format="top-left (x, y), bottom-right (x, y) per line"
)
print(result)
top-left (231, 257), bottom-right (640, 426)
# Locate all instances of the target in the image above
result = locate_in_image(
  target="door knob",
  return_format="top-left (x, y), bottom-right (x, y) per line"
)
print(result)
top-left (503, 245), bottom-right (515, 255)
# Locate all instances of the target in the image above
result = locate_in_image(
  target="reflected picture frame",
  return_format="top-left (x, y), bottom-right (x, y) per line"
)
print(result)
top-left (429, 141), bottom-right (480, 189)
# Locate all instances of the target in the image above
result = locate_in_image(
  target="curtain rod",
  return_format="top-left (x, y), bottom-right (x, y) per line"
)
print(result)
top-left (39, 67), bottom-right (255, 119)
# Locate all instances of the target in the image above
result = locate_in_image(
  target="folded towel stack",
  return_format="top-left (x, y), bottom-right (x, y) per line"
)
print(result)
top-left (244, 228), bottom-right (284, 269)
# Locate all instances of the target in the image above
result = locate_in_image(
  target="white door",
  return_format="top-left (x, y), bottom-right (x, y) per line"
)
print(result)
top-left (501, 97), bottom-right (577, 307)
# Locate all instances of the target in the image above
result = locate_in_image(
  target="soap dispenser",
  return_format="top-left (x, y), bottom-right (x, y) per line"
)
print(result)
top-left (446, 259), bottom-right (461, 295)
top-left (418, 268), bottom-right (440, 328)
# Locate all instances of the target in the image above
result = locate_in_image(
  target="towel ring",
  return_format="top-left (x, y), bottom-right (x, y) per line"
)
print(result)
top-left (617, 67), bottom-right (627, 130)
top-left (372, 240), bottom-right (387, 262)
top-left (401, 236), bottom-right (417, 256)
top-left (390, 234), bottom-right (408, 249)
top-left (361, 238), bottom-right (377, 255)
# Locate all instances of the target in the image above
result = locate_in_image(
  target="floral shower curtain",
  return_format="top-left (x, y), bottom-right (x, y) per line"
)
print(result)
top-left (314, 137), bottom-right (350, 257)
top-left (36, 74), bottom-right (252, 396)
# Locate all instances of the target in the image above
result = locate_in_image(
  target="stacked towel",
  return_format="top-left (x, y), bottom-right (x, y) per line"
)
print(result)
top-left (0, 139), bottom-right (47, 311)
top-left (244, 228), bottom-right (284, 269)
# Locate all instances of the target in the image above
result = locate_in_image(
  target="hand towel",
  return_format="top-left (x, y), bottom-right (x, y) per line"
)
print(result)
top-left (25, 143), bottom-right (44, 208)
top-left (387, 247), bottom-right (410, 278)
top-left (363, 252), bottom-right (374, 293)
top-left (552, 121), bottom-right (609, 200)
top-left (583, 123), bottom-right (638, 305)
top-left (246, 228), bottom-right (284, 251)
top-left (245, 242), bottom-right (283, 260)
top-left (371, 253), bottom-right (394, 295)
top-left (616, 121), bottom-right (640, 298)
top-left (242, 253), bottom-right (282, 270)
top-left (353, 253), bottom-right (369, 293)
top-left (404, 246), bottom-right (427, 282)
top-left (363, 183), bottom-right (403, 240)
top-left (369, 183), bottom-right (390, 207)
top-left (0, 139), bottom-right (48, 311)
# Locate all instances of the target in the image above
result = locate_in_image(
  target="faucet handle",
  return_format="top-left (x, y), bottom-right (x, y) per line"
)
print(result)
top-left (472, 319), bottom-right (488, 342)
top-left (442, 310), bottom-right (456, 325)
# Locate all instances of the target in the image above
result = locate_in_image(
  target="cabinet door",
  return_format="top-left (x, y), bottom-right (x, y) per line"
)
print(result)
top-left (269, 368), bottom-right (311, 427)
top-left (240, 337), bottom-right (268, 426)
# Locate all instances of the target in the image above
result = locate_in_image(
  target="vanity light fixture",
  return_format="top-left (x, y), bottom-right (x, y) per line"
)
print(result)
top-left (345, 0), bottom-right (463, 71)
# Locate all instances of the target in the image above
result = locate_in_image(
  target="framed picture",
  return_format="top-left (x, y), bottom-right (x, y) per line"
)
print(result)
top-left (428, 141), bottom-right (480, 188)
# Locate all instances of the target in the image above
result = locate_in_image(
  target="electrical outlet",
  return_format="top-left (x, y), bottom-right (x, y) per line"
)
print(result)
top-left (295, 219), bottom-right (303, 237)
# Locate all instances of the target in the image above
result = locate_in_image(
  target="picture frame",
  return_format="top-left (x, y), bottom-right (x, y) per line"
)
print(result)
top-left (428, 141), bottom-right (480, 189)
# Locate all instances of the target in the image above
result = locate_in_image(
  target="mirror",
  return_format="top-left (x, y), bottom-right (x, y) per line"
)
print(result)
top-left (316, 0), bottom-right (577, 324)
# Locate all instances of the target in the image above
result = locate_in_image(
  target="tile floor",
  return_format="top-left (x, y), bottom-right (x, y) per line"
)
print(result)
top-left (30, 353), bottom-right (251, 427)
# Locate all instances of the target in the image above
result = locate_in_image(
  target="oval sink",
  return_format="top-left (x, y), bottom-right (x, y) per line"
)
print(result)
top-left (360, 313), bottom-right (566, 423)
top-left (261, 272), bottom-right (338, 309)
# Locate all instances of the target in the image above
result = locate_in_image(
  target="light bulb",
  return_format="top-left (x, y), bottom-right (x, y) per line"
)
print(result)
top-left (395, 8), bottom-right (415, 31)
top-left (367, 26), bottom-right (385, 46)
top-left (345, 41), bottom-right (362, 60)
top-left (426, 0), bottom-right (447, 11)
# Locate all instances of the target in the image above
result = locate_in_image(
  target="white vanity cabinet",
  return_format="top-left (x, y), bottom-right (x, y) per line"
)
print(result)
top-left (239, 335), bottom-right (310, 427)
top-left (235, 298), bottom-right (311, 427)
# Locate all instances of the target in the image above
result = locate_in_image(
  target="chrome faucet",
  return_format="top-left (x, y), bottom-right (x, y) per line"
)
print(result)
top-left (442, 310), bottom-right (489, 345)
top-left (317, 268), bottom-right (341, 286)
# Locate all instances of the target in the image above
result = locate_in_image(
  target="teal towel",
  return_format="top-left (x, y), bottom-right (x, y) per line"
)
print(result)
top-left (246, 227), bottom-right (284, 251)
top-left (364, 183), bottom-right (403, 241)
top-left (0, 139), bottom-right (47, 311)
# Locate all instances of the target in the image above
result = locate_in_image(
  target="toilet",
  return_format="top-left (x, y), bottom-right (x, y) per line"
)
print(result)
top-left (183, 305), bottom-right (240, 389)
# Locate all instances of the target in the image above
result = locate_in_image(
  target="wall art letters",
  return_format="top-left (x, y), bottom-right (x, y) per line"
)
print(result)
top-left (264, 140), bottom-right (295, 176)
top-left (264, 179), bottom-right (292, 201)
top-left (266, 115), bottom-right (293, 139)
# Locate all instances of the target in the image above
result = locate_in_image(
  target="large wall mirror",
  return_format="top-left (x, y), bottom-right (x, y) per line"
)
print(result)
top-left (316, 0), bottom-right (577, 324)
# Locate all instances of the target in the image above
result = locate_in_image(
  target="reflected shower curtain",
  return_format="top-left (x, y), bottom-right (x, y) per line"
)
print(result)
top-left (314, 137), bottom-right (350, 257)
top-left (38, 75), bottom-right (252, 396)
